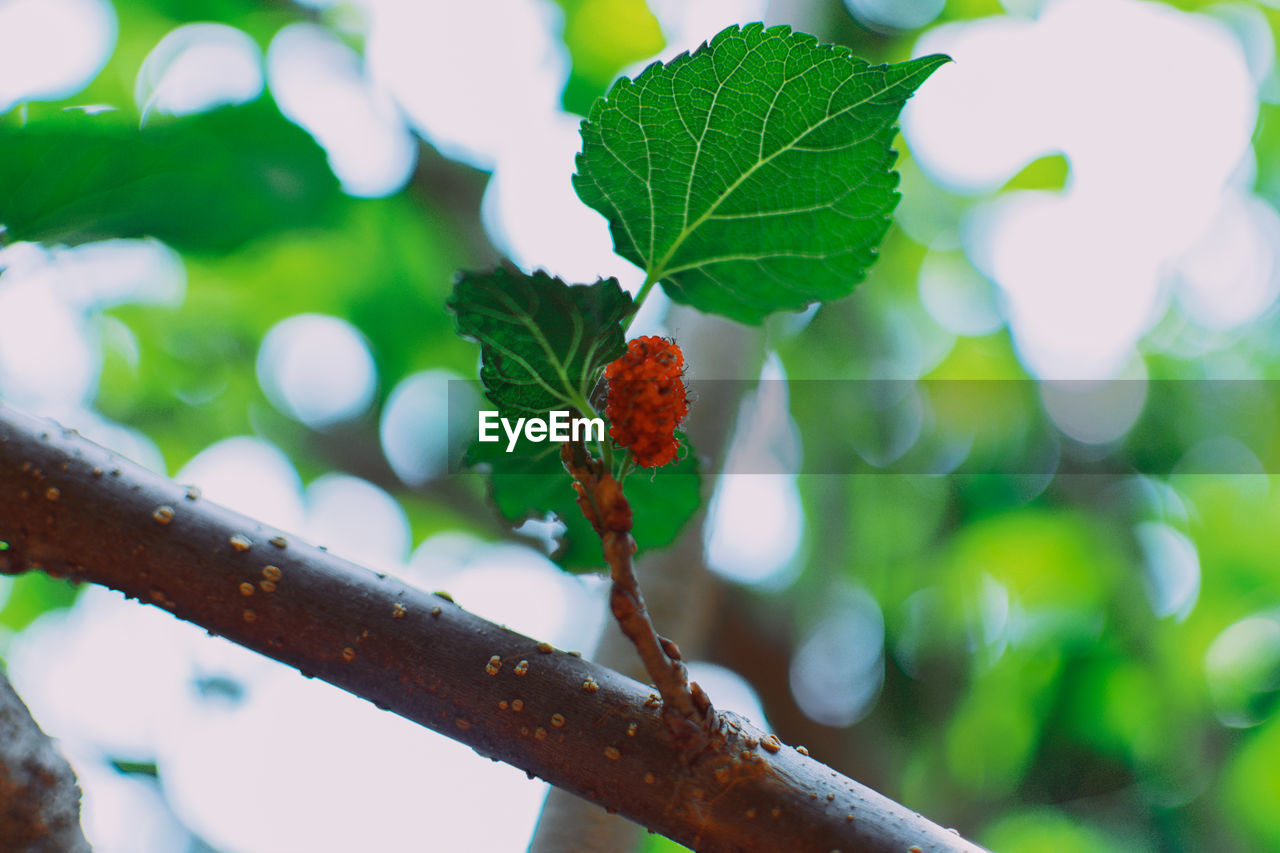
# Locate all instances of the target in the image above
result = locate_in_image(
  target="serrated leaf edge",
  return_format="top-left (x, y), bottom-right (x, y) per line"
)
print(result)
top-left (449, 270), bottom-right (632, 417)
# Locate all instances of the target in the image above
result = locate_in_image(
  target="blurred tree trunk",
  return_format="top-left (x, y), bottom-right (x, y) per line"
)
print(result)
top-left (0, 671), bottom-right (91, 853)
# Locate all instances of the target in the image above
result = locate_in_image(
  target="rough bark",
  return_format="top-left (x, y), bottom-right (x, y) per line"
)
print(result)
top-left (0, 670), bottom-right (91, 853)
top-left (0, 402), bottom-right (987, 853)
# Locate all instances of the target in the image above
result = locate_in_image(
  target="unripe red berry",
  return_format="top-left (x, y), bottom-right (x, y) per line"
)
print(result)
top-left (604, 336), bottom-right (688, 468)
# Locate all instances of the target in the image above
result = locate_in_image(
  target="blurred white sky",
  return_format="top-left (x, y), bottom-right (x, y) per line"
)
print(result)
top-left (904, 0), bottom-right (1271, 381)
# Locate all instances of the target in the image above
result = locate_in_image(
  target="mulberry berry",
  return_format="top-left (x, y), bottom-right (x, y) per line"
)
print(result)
top-left (604, 336), bottom-right (688, 468)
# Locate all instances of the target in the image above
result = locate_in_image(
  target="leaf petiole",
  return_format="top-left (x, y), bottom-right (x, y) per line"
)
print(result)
top-left (632, 272), bottom-right (658, 317)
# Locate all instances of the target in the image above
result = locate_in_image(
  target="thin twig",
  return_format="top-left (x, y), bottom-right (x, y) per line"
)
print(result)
top-left (561, 440), bottom-right (713, 741)
top-left (605, 532), bottom-right (700, 720)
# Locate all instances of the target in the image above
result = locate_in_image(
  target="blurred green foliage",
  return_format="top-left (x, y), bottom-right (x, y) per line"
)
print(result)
top-left (2, 1), bottom-right (1280, 852)
top-left (0, 101), bottom-right (342, 251)
top-left (0, 574), bottom-right (81, 634)
top-left (555, 0), bottom-right (665, 114)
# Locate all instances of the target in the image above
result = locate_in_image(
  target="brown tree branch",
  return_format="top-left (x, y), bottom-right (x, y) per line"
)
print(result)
top-left (0, 669), bottom-right (91, 853)
top-left (0, 402), bottom-right (989, 853)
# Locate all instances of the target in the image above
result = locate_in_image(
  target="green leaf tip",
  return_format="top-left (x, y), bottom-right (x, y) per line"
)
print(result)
top-left (447, 268), bottom-right (633, 419)
top-left (573, 22), bottom-right (949, 324)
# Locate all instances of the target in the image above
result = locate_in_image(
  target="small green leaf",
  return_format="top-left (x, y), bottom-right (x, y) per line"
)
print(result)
top-left (574, 23), bottom-right (948, 323)
top-left (468, 435), bottom-right (701, 572)
top-left (448, 269), bottom-right (632, 419)
top-left (472, 433), bottom-right (604, 571)
top-left (466, 436), bottom-right (568, 530)
top-left (626, 445), bottom-right (702, 567)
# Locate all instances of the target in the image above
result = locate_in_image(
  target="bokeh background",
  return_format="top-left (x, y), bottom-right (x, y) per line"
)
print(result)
top-left (3, 0), bottom-right (1280, 850)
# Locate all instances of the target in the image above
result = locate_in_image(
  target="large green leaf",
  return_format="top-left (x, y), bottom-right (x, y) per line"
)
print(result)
top-left (448, 269), bottom-right (632, 419)
top-left (573, 23), bottom-right (948, 323)
top-left (469, 433), bottom-right (701, 572)
top-left (0, 101), bottom-right (343, 252)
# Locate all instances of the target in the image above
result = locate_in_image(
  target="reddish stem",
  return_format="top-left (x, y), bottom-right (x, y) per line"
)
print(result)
top-left (562, 441), bottom-right (712, 742)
